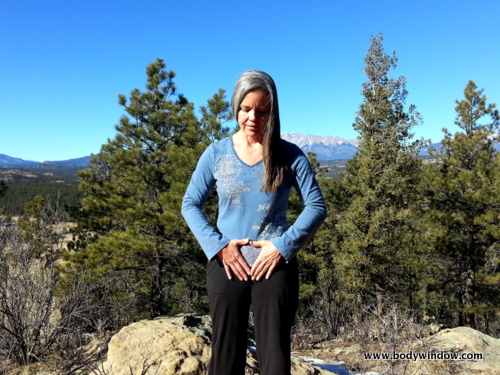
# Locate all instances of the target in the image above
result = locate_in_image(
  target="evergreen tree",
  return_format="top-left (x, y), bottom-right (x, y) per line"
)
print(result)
top-left (427, 81), bottom-right (500, 329)
top-left (0, 180), bottom-right (6, 199)
top-left (307, 152), bottom-right (328, 178)
top-left (336, 33), bottom-right (428, 314)
top-left (66, 59), bottom-right (208, 319)
top-left (200, 88), bottom-right (234, 142)
top-left (295, 173), bottom-right (352, 338)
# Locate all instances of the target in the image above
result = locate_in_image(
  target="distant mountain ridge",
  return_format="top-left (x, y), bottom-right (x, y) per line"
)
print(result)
top-left (3, 134), bottom-right (498, 167)
top-left (1, 133), bottom-right (359, 167)
top-left (0, 154), bottom-right (91, 168)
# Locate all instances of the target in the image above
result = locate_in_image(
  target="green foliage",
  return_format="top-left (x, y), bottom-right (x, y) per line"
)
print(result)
top-left (6, 42), bottom-right (500, 352)
top-left (200, 88), bottom-right (235, 142)
top-left (0, 169), bottom-right (81, 217)
top-left (426, 80), bottom-right (500, 328)
top-left (64, 58), bottom-right (233, 324)
top-left (292, 153), bottom-right (353, 338)
top-left (0, 180), bottom-right (6, 199)
top-left (307, 152), bottom-right (328, 178)
top-left (335, 32), bottom-right (430, 314)
top-left (65, 59), bottom-right (205, 321)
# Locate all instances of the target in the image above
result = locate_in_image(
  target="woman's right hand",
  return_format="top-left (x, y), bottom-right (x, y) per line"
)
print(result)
top-left (217, 239), bottom-right (251, 281)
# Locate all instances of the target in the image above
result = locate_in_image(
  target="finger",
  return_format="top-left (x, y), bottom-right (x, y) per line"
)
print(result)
top-left (254, 266), bottom-right (267, 281)
top-left (249, 258), bottom-right (262, 277)
top-left (223, 263), bottom-right (232, 280)
top-left (265, 262), bottom-right (277, 280)
top-left (250, 240), bottom-right (262, 248)
top-left (240, 260), bottom-right (251, 276)
top-left (232, 251), bottom-right (251, 276)
top-left (230, 260), bottom-right (248, 281)
top-left (250, 250), bottom-right (272, 277)
top-left (252, 261), bottom-right (268, 281)
top-left (234, 238), bottom-right (250, 246)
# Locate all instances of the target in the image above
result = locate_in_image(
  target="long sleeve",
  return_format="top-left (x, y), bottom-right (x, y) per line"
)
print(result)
top-left (271, 151), bottom-right (327, 261)
top-left (181, 145), bottom-right (230, 260)
top-left (182, 138), bottom-right (327, 263)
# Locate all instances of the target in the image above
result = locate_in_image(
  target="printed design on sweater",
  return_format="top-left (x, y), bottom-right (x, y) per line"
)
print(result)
top-left (257, 209), bottom-right (288, 240)
top-left (214, 155), bottom-right (250, 207)
top-left (243, 207), bottom-right (287, 266)
top-left (252, 202), bottom-right (289, 240)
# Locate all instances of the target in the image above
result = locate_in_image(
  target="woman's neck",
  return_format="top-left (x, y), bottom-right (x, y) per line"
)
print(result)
top-left (234, 129), bottom-right (263, 146)
top-left (232, 131), bottom-right (264, 165)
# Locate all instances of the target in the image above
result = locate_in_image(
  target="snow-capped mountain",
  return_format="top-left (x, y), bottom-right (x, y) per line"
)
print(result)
top-left (281, 132), bottom-right (358, 160)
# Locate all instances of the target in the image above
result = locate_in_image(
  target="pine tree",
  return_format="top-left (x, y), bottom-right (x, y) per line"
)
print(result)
top-left (66, 59), bottom-right (211, 319)
top-left (336, 33), bottom-right (429, 314)
top-left (200, 88), bottom-right (234, 142)
top-left (0, 180), bottom-right (6, 199)
top-left (427, 81), bottom-right (500, 329)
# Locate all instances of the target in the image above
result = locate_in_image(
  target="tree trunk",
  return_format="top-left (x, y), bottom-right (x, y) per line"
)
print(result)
top-left (376, 289), bottom-right (384, 316)
top-left (459, 267), bottom-right (475, 328)
top-left (150, 252), bottom-right (165, 318)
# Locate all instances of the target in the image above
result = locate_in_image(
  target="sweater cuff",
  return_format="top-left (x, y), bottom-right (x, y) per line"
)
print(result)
top-left (206, 238), bottom-right (231, 261)
top-left (270, 237), bottom-right (295, 263)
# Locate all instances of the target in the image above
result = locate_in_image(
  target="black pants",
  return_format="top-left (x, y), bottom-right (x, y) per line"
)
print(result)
top-left (207, 257), bottom-right (299, 375)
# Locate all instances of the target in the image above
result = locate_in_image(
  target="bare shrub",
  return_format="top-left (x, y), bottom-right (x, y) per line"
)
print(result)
top-left (0, 197), bottom-right (94, 368)
top-left (292, 272), bottom-right (356, 350)
top-left (343, 305), bottom-right (433, 375)
top-left (291, 315), bottom-right (317, 350)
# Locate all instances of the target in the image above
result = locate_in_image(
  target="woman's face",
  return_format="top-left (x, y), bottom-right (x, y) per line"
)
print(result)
top-left (237, 90), bottom-right (270, 140)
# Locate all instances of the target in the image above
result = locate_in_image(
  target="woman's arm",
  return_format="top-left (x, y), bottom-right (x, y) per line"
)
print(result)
top-left (271, 150), bottom-right (328, 262)
top-left (181, 145), bottom-right (232, 260)
top-left (251, 148), bottom-right (327, 280)
top-left (182, 144), bottom-right (252, 280)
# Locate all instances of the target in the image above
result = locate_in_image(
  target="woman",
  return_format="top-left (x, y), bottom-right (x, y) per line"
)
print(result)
top-left (182, 70), bottom-right (327, 375)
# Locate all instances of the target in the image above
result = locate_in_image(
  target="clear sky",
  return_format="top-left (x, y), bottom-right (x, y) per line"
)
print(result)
top-left (1, 0), bottom-right (499, 161)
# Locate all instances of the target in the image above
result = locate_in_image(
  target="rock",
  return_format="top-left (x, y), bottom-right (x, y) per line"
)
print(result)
top-left (407, 326), bottom-right (500, 374)
top-left (294, 326), bottom-right (500, 375)
top-left (97, 314), bottom-right (331, 375)
top-left (427, 323), bottom-right (448, 335)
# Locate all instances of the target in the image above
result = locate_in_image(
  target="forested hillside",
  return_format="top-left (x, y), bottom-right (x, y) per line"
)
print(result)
top-left (0, 158), bottom-right (347, 216)
top-left (1, 33), bottom-right (499, 372)
top-left (0, 166), bottom-right (81, 217)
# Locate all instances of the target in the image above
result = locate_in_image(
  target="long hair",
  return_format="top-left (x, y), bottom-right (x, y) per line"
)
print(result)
top-left (231, 70), bottom-right (284, 192)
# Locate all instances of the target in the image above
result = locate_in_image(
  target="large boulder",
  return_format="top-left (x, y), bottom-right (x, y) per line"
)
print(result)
top-left (97, 314), bottom-right (331, 375)
top-left (410, 326), bottom-right (500, 374)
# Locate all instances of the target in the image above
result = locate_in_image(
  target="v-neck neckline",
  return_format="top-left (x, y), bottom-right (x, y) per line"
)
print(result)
top-left (231, 136), bottom-right (263, 168)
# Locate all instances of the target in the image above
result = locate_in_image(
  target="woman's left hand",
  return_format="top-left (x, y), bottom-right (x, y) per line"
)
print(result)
top-left (249, 240), bottom-right (283, 281)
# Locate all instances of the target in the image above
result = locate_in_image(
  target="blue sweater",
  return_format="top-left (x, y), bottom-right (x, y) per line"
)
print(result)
top-left (181, 137), bottom-right (327, 263)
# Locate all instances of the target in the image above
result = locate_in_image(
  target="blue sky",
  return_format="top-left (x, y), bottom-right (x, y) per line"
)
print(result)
top-left (1, 0), bottom-right (499, 161)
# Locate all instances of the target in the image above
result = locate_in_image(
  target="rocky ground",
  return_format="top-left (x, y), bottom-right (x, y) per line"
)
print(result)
top-left (61, 314), bottom-right (330, 375)
top-left (5, 314), bottom-right (500, 374)
top-left (293, 326), bottom-right (500, 374)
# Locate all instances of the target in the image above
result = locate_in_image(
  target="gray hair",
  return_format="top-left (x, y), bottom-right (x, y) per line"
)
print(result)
top-left (231, 71), bottom-right (280, 129)
top-left (231, 70), bottom-right (284, 192)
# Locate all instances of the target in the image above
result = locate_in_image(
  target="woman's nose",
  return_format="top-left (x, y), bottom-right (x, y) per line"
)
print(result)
top-left (248, 110), bottom-right (256, 120)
